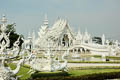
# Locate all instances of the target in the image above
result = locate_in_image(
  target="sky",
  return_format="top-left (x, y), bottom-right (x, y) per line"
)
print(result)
top-left (0, 0), bottom-right (120, 40)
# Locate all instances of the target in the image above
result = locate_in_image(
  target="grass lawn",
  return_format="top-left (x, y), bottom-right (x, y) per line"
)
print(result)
top-left (106, 56), bottom-right (120, 60)
top-left (8, 63), bottom-right (120, 80)
top-left (8, 63), bottom-right (31, 80)
top-left (69, 69), bottom-right (120, 76)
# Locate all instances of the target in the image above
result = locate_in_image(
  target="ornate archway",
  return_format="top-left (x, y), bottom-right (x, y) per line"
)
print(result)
top-left (62, 34), bottom-right (69, 47)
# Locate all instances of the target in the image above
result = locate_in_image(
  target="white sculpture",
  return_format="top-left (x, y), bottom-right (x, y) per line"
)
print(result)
top-left (52, 49), bottom-right (69, 72)
top-left (0, 58), bottom-right (24, 80)
top-left (0, 15), bottom-right (24, 80)
top-left (26, 39), bottom-right (69, 73)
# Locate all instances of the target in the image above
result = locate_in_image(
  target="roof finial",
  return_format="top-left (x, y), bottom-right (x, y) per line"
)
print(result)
top-left (1, 14), bottom-right (7, 24)
top-left (43, 14), bottom-right (48, 26)
top-left (28, 31), bottom-right (32, 39)
top-left (78, 27), bottom-right (81, 35)
top-left (1, 14), bottom-right (7, 32)
top-left (102, 34), bottom-right (105, 45)
top-left (85, 28), bottom-right (88, 34)
top-left (32, 30), bottom-right (35, 39)
top-left (76, 27), bottom-right (82, 40)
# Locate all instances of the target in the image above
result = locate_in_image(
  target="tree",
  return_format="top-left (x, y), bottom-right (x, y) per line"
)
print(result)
top-left (6, 24), bottom-right (16, 33)
top-left (92, 37), bottom-right (102, 44)
top-left (1, 23), bottom-right (24, 48)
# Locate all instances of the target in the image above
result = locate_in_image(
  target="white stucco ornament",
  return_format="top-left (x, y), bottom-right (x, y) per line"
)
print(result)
top-left (26, 40), bottom-right (69, 73)
top-left (0, 15), bottom-right (24, 80)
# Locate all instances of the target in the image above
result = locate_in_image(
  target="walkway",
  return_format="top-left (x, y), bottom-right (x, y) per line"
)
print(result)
top-left (68, 63), bottom-right (120, 68)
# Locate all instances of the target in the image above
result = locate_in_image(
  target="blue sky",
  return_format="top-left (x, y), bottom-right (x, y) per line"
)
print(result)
top-left (0, 0), bottom-right (120, 40)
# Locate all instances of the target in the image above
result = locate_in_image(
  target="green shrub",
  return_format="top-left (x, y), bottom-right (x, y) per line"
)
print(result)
top-left (30, 71), bottom-right (69, 79)
top-left (31, 72), bottom-right (120, 80)
top-left (7, 63), bottom-right (120, 80)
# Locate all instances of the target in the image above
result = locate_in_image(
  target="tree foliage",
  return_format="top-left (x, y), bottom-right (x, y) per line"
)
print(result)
top-left (6, 24), bottom-right (16, 33)
top-left (92, 37), bottom-right (102, 44)
top-left (1, 24), bottom-right (24, 48)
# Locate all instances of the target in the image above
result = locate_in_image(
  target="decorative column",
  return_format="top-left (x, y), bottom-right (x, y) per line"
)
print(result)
top-left (61, 37), bottom-right (63, 46)
top-left (84, 48), bottom-right (86, 53)
top-left (73, 49), bottom-right (75, 54)
top-left (80, 48), bottom-right (82, 53)
top-left (102, 34), bottom-right (105, 45)
top-left (69, 39), bottom-right (70, 47)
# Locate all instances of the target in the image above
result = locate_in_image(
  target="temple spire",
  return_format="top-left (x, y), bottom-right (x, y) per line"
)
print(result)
top-left (32, 30), bottom-right (35, 41)
top-left (32, 30), bottom-right (35, 48)
top-left (43, 14), bottom-right (48, 27)
top-left (85, 28), bottom-right (88, 34)
top-left (78, 27), bottom-right (81, 35)
top-left (76, 27), bottom-right (82, 40)
top-left (28, 31), bottom-right (32, 39)
top-left (102, 34), bottom-right (105, 45)
top-left (1, 14), bottom-right (7, 32)
top-left (1, 14), bottom-right (7, 24)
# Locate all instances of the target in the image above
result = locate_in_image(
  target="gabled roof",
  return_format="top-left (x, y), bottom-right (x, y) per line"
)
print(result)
top-left (46, 19), bottom-right (74, 40)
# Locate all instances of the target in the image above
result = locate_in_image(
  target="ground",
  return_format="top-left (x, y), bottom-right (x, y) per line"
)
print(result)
top-left (8, 63), bottom-right (120, 80)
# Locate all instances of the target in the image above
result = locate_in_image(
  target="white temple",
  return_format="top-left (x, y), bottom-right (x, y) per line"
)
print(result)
top-left (24, 15), bottom-right (120, 57)
top-left (0, 14), bottom-right (120, 79)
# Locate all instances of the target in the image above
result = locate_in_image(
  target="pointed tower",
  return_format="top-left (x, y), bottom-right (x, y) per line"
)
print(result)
top-left (74, 27), bottom-right (82, 45)
top-left (102, 34), bottom-right (105, 45)
top-left (85, 28), bottom-right (88, 36)
top-left (83, 28), bottom-right (91, 43)
top-left (28, 31), bottom-right (32, 39)
top-left (76, 27), bottom-right (82, 40)
top-left (26, 31), bottom-right (33, 50)
top-left (38, 14), bottom-right (49, 38)
top-left (36, 14), bottom-right (49, 47)
top-left (43, 14), bottom-right (48, 27)
top-left (32, 31), bottom-right (35, 41)
top-left (1, 14), bottom-right (7, 32)
top-left (84, 28), bottom-right (88, 42)
top-left (32, 31), bottom-right (35, 48)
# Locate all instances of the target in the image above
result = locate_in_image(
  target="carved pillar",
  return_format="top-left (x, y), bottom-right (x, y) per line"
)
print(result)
top-left (61, 36), bottom-right (63, 46)
top-left (84, 48), bottom-right (86, 53)
top-left (73, 49), bottom-right (75, 54)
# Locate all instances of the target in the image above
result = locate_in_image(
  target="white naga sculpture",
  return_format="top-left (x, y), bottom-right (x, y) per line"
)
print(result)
top-left (0, 15), bottom-right (24, 80)
top-left (26, 40), bottom-right (69, 73)
top-left (0, 58), bottom-right (24, 80)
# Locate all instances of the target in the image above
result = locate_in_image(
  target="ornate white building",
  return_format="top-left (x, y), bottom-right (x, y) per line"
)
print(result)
top-left (24, 15), bottom-right (120, 57)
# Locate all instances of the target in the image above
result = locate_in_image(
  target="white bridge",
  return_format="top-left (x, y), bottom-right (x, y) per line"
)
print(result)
top-left (69, 43), bottom-right (119, 56)
top-left (70, 43), bottom-right (109, 52)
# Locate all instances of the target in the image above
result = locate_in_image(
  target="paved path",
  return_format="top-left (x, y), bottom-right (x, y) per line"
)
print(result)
top-left (13, 61), bottom-right (120, 68)
top-left (68, 63), bottom-right (120, 68)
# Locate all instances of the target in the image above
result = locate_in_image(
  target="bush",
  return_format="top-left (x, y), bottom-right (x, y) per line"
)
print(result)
top-left (30, 72), bottom-right (69, 79)
top-left (31, 72), bottom-right (120, 80)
